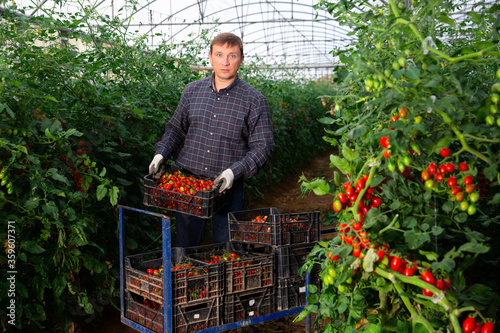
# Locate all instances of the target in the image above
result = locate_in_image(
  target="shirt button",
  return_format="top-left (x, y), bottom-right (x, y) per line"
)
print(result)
top-left (217, 98), bottom-right (220, 101)
top-left (207, 150), bottom-right (210, 153)
top-left (213, 115), bottom-right (216, 118)
top-left (210, 133), bottom-right (213, 135)
top-left (205, 167), bottom-right (208, 170)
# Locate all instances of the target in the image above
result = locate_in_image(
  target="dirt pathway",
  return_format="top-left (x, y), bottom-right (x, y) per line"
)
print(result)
top-left (80, 150), bottom-right (336, 333)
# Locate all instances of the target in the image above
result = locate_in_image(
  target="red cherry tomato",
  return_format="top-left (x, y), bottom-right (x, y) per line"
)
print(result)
top-left (464, 175), bottom-right (474, 185)
top-left (338, 192), bottom-right (348, 204)
top-left (445, 162), bottom-right (455, 172)
top-left (372, 196), bottom-right (381, 206)
top-left (403, 267), bottom-right (414, 276)
top-left (423, 288), bottom-right (434, 296)
top-left (462, 317), bottom-right (477, 333)
top-left (435, 280), bottom-right (445, 290)
top-left (440, 147), bottom-right (451, 157)
top-left (481, 322), bottom-right (494, 333)
top-left (439, 164), bottom-right (447, 174)
top-left (447, 176), bottom-right (457, 187)
top-left (472, 323), bottom-right (482, 333)
top-left (428, 163), bottom-right (437, 174)
top-left (459, 162), bottom-right (469, 171)
top-left (421, 270), bottom-right (435, 285)
top-left (346, 186), bottom-right (355, 197)
top-left (390, 256), bottom-right (401, 271)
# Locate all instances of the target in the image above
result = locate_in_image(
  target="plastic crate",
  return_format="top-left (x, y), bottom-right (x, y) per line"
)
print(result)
top-left (174, 297), bottom-right (221, 333)
top-left (125, 291), bottom-right (164, 333)
top-left (229, 208), bottom-right (321, 246)
top-left (223, 287), bottom-right (273, 325)
top-left (125, 291), bottom-right (221, 333)
top-left (275, 243), bottom-right (316, 280)
top-left (185, 243), bottom-right (274, 293)
top-left (125, 249), bottom-right (224, 305)
top-left (275, 274), bottom-right (321, 311)
top-left (143, 164), bottom-right (228, 218)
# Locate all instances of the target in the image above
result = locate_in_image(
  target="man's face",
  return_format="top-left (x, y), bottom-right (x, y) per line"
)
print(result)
top-left (209, 43), bottom-right (243, 84)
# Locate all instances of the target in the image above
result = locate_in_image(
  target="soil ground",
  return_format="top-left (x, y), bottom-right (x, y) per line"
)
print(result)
top-left (80, 150), bottom-right (336, 333)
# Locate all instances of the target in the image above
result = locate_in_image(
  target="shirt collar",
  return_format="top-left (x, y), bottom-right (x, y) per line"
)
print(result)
top-left (210, 74), bottom-right (240, 92)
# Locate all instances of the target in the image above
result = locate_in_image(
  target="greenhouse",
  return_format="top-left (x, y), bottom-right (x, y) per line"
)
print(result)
top-left (1, 0), bottom-right (500, 332)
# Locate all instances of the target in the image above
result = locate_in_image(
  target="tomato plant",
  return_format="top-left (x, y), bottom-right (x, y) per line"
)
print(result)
top-left (298, 0), bottom-right (500, 331)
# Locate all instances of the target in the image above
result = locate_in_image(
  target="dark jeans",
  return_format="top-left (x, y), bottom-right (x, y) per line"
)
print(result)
top-left (175, 178), bottom-right (244, 247)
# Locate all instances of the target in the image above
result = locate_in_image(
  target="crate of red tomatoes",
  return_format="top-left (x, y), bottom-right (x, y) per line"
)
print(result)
top-left (228, 208), bottom-right (321, 246)
top-left (184, 243), bottom-right (274, 294)
top-left (143, 164), bottom-right (228, 218)
top-left (125, 248), bottom-right (224, 306)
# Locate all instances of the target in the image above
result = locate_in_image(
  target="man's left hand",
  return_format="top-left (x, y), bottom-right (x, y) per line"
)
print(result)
top-left (214, 169), bottom-right (234, 193)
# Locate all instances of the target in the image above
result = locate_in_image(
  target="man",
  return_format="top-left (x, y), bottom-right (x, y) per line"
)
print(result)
top-left (149, 32), bottom-right (274, 247)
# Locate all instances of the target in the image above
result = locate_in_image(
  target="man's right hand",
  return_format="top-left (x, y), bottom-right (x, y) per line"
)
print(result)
top-left (149, 154), bottom-right (164, 176)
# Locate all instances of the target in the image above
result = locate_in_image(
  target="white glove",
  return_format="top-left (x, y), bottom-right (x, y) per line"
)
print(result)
top-left (214, 169), bottom-right (234, 193)
top-left (149, 154), bottom-right (164, 176)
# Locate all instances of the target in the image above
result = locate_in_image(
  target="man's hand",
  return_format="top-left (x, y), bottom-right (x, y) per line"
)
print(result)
top-left (214, 169), bottom-right (234, 193)
top-left (149, 154), bottom-right (164, 178)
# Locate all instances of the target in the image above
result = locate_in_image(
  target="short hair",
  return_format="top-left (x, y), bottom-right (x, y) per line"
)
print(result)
top-left (210, 32), bottom-right (244, 57)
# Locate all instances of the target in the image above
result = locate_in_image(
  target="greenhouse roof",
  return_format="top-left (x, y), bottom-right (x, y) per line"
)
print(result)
top-left (4, 0), bottom-right (492, 79)
top-left (8, 0), bottom-right (355, 79)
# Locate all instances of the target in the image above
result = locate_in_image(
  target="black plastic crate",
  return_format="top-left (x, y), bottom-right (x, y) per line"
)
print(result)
top-left (275, 274), bottom-right (321, 311)
top-left (174, 297), bottom-right (221, 333)
top-left (275, 243), bottom-right (316, 280)
top-left (223, 287), bottom-right (274, 325)
top-left (125, 291), bottom-right (164, 333)
top-left (125, 249), bottom-right (223, 305)
top-left (125, 291), bottom-right (221, 333)
top-left (143, 164), bottom-right (228, 218)
top-left (185, 243), bottom-right (274, 294)
top-left (229, 208), bottom-right (321, 246)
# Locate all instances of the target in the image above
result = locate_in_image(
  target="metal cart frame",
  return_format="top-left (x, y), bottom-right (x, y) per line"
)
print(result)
top-left (118, 204), bottom-right (315, 333)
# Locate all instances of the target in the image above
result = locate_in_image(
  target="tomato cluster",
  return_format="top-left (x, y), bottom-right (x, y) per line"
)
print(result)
top-left (332, 175), bottom-right (382, 222)
top-left (462, 316), bottom-right (495, 333)
top-left (421, 148), bottom-right (481, 215)
top-left (156, 171), bottom-right (214, 196)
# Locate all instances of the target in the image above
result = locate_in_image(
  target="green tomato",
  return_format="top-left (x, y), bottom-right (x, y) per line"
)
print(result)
top-left (496, 68), bottom-right (500, 80)
top-left (467, 203), bottom-right (477, 215)
top-left (398, 161), bottom-right (406, 173)
top-left (492, 82), bottom-right (500, 93)
top-left (414, 116), bottom-right (422, 124)
top-left (328, 267), bottom-right (337, 278)
top-left (398, 57), bottom-right (406, 68)
top-left (424, 179), bottom-right (434, 190)
top-left (402, 156), bottom-right (411, 167)
top-left (384, 69), bottom-right (392, 78)
top-left (497, 118), bottom-right (500, 127)
top-left (460, 201), bottom-right (469, 211)
top-left (387, 160), bottom-right (396, 172)
top-left (491, 104), bottom-right (498, 114)
top-left (6, 181), bottom-right (12, 189)
top-left (0, 178), bottom-right (6, 186)
top-left (7, 187), bottom-right (13, 195)
top-left (469, 192), bottom-right (480, 203)
top-left (422, 63), bottom-right (428, 71)
top-left (392, 62), bottom-right (401, 71)
top-left (323, 274), bottom-right (334, 286)
top-left (345, 277), bottom-right (353, 284)
top-left (491, 93), bottom-right (500, 105)
top-left (486, 115), bottom-right (496, 126)
top-left (337, 284), bottom-right (346, 293)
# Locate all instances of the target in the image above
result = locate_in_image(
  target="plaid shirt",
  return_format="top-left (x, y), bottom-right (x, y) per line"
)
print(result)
top-left (155, 74), bottom-right (274, 180)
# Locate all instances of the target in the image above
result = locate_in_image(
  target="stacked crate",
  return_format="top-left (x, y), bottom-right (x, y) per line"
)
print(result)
top-left (184, 242), bottom-right (275, 325)
top-left (124, 248), bottom-right (224, 332)
top-left (228, 208), bottom-right (321, 312)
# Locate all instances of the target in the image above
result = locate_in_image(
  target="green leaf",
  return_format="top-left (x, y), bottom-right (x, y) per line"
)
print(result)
top-left (454, 212), bottom-right (468, 223)
top-left (483, 164), bottom-right (497, 182)
top-left (404, 230), bottom-right (430, 249)
top-left (132, 107), bottom-right (143, 119)
top-left (45, 128), bottom-right (55, 140)
top-left (46, 168), bottom-right (69, 184)
top-left (302, 179), bottom-right (334, 195)
top-left (333, 171), bottom-right (341, 187)
top-left (318, 117), bottom-right (336, 125)
top-left (96, 184), bottom-right (108, 201)
top-left (25, 197), bottom-right (40, 209)
top-left (293, 310), bottom-right (311, 323)
top-left (419, 250), bottom-right (438, 261)
top-left (431, 257), bottom-right (456, 272)
top-left (110, 186), bottom-right (119, 206)
top-left (342, 143), bottom-right (360, 161)
top-left (347, 125), bottom-right (368, 141)
top-left (330, 155), bottom-right (351, 175)
top-left (42, 201), bottom-right (59, 220)
top-left (22, 241), bottom-right (46, 254)
top-left (438, 12), bottom-right (456, 27)
top-left (112, 164), bottom-right (127, 173)
top-left (367, 324), bottom-right (383, 333)
top-left (99, 167), bottom-right (107, 177)
top-left (64, 128), bottom-right (83, 138)
top-left (402, 216), bottom-right (417, 228)
top-left (459, 241), bottom-right (490, 254)
top-left (404, 67), bottom-right (421, 80)
top-left (52, 275), bottom-right (67, 298)
top-left (43, 95), bottom-right (59, 102)
top-left (307, 284), bottom-right (318, 294)
top-left (442, 201), bottom-right (454, 213)
top-left (467, 12), bottom-right (483, 24)
top-left (489, 193), bottom-right (500, 204)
